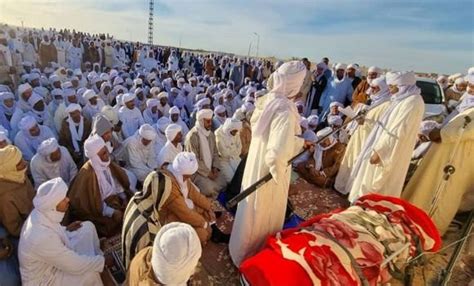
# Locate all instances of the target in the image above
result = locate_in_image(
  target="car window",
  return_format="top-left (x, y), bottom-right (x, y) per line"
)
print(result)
top-left (416, 81), bottom-right (442, 104)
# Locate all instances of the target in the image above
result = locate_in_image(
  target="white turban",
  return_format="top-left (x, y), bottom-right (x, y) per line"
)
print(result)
top-left (335, 63), bottom-right (347, 70)
top-left (327, 115), bottom-right (343, 126)
top-left (37, 137), bottom-right (59, 157)
top-left (195, 98), bottom-right (211, 110)
top-left (214, 105), bottom-right (226, 114)
top-left (223, 118), bottom-right (242, 135)
top-left (84, 134), bottom-right (106, 159)
top-left (347, 64), bottom-right (357, 70)
top-left (271, 60), bottom-right (307, 99)
top-left (172, 152), bottom-right (199, 176)
top-left (122, 93), bottom-right (136, 103)
top-left (156, 117), bottom-right (171, 133)
top-left (197, 109), bottom-right (213, 121)
top-left (308, 115), bottom-right (319, 127)
top-left (467, 74), bottom-right (474, 85)
top-left (385, 71), bottom-right (416, 86)
top-left (165, 124), bottom-right (182, 141)
top-left (134, 78), bottom-right (143, 85)
top-left (317, 126), bottom-right (333, 138)
top-left (232, 109), bottom-right (246, 121)
top-left (65, 103), bottom-right (82, 114)
top-left (51, 89), bottom-right (63, 97)
top-left (139, 124), bottom-right (157, 141)
top-left (18, 83), bottom-right (32, 95)
top-left (146, 98), bottom-right (159, 109)
top-left (27, 92), bottom-right (43, 107)
top-left (329, 102), bottom-right (343, 109)
top-left (150, 86), bottom-right (160, 96)
top-left (419, 120), bottom-right (440, 138)
top-left (0, 91), bottom-right (14, 101)
top-left (158, 92), bottom-right (169, 100)
top-left (63, 88), bottom-right (76, 98)
top-left (33, 177), bottom-right (68, 211)
top-left (19, 115), bottom-right (37, 132)
top-left (169, 106), bottom-right (180, 115)
top-left (195, 93), bottom-right (206, 102)
top-left (82, 89), bottom-right (97, 101)
top-left (368, 66), bottom-right (382, 74)
top-left (151, 222), bottom-right (201, 285)
top-left (101, 106), bottom-right (119, 125)
top-left (113, 76), bottom-right (124, 86)
top-left (300, 118), bottom-right (309, 130)
top-left (454, 77), bottom-right (466, 85)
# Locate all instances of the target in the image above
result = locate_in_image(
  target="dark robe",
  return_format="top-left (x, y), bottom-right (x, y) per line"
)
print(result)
top-left (67, 160), bottom-right (131, 237)
top-left (58, 117), bottom-right (92, 165)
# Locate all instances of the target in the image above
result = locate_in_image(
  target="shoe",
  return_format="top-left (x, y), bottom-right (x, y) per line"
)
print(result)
top-left (211, 224), bottom-right (230, 244)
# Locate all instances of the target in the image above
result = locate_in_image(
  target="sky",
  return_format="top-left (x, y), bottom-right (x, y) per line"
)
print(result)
top-left (0, 0), bottom-right (472, 74)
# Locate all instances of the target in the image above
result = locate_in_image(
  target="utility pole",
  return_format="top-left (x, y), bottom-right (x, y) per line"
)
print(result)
top-left (148, 0), bottom-right (154, 45)
top-left (247, 42), bottom-right (252, 57)
top-left (253, 32), bottom-right (260, 58)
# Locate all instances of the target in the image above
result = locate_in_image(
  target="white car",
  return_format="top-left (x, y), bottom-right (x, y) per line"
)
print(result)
top-left (416, 77), bottom-right (447, 122)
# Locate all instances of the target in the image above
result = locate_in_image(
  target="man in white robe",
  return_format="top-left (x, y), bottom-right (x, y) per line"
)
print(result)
top-left (30, 137), bottom-right (77, 189)
top-left (82, 89), bottom-right (104, 122)
top-left (335, 77), bottom-right (391, 194)
top-left (14, 115), bottom-right (56, 161)
top-left (118, 93), bottom-right (145, 138)
top-left (157, 123), bottom-right (183, 168)
top-left (143, 98), bottom-right (160, 125)
top-left (347, 71), bottom-right (425, 202)
top-left (215, 118), bottom-right (242, 183)
top-left (184, 109), bottom-right (227, 198)
top-left (124, 124), bottom-right (159, 183)
top-left (18, 178), bottom-right (105, 286)
top-left (169, 106), bottom-right (189, 137)
top-left (229, 61), bottom-right (308, 266)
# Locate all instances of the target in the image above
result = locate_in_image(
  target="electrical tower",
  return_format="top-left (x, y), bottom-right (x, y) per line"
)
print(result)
top-left (148, 0), bottom-right (154, 45)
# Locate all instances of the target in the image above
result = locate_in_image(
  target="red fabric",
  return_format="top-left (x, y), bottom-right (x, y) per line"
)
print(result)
top-left (240, 194), bottom-right (441, 286)
top-left (356, 194), bottom-right (442, 252)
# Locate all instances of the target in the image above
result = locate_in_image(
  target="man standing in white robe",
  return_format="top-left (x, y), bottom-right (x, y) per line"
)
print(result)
top-left (229, 61), bottom-right (308, 266)
top-left (18, 178), bottom-right (106, 286)
top-left (30, 137), bottom-right (77, 189)
top-left (347, 71), bottom-right (425, 202)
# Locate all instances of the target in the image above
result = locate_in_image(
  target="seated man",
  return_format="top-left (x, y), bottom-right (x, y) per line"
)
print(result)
top-left (185, 109), bottom-right (226, 198)
top-left (68, 134), bottom-right (132, 237)
top-left (19, 178), bottom-right (107, 285)
top-left (127, 222), bottom-right (201, 286)
top-left (215, 118), bottom-right (242, 183)
top-left (59, 104), bottom-right (92, 165)
top-left (295, 127), bottom-right (346, 188)
top-left (119, 93), bottom-right (145, 139)
top-left (123, 124), bottom-right (159, 183)
top-left (14, 115), bottom-right (56, 161)
top-left (160, 152), bottom-right (229, 244)
top-left (157, 123), bottom-right (183, 169)
top-left (0, 146), bottom-right (35, 237)
top-left (30, 137), bottom-right (77, 189)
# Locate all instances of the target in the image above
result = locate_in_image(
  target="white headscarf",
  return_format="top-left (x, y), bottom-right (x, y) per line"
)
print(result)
top-left (253, 61), bottom-right (307, 137)
top-left (196, 109), bottom-right (214, 170)
top-left (37, 137), bottom-right (59, 158)
top-left (386, 71), bottom-right (420, 102)
top-left (31, 178), bottom-right (70, 248)
top-left (366, 77), bottom-right (391, 106)
top-left (65, 103), bottom-right (84, 153)
top-left (151, 222), bottom-right (202, 285)
top-left (84, 134), bottom-right (116, 199)
top-left (313, 127), bottom-right (336, 171)
top-left (165, 123), bottom-right (182, 142)
top-left (169, 152), bottom-right (199, 209)
top-left (138, 124), bottom-right (157, 141)
top-left (222, 118), bottom-right (242, 136)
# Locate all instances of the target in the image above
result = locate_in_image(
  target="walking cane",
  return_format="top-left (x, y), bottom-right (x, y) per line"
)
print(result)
top-left (226, 106), bottom-right (373, 210)
top-left (428, 115), bottom-right (471, 216)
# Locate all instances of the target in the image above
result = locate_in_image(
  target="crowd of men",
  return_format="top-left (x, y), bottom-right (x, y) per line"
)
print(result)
top-left (0, 23), bottom-right (473, 285)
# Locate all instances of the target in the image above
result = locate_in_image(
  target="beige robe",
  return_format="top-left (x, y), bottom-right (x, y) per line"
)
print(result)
top-left (334, 101), bottom-right (391, 194)
top-left (0, 178), bottom-right (35, 237)
top-left (402, 108), bottom-right (474, 235)
top-left (127, 247), bottom-right (161, 286)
